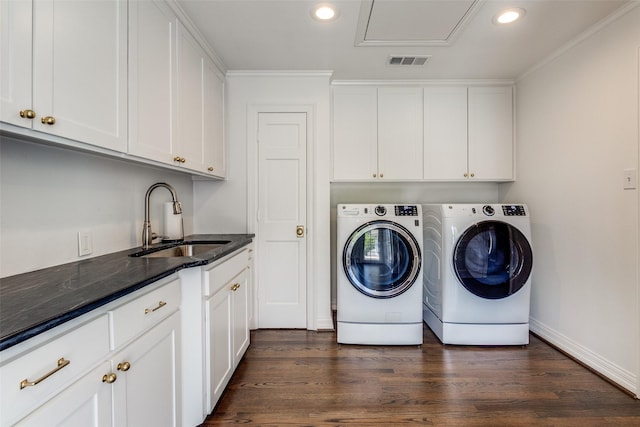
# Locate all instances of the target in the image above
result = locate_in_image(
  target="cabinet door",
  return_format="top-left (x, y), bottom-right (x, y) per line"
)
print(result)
top-left (378, 87), bottom-right (423, 180)
top-left (128, 0), bottom-right (177, 164)
top-left (203, 57), bottom-right (226, 178)
top-left (423, 87), bottom-right (468, 180)
top-left (177, 23), bottom-right (206, 172)
top-left (112, 311), bottom-right (181, 427)
top-left (205, 284), bottom-right (233, 413)
top-left (15, 361), bottom-right (113, 427)
top-left (468, 86), bottom-right (514, 180)
top-left (231, 269), bottom-right (250, 365)
top-left (332, 86), bottom-right (377, 180)
top-left (0, 0), bottom-right (33, 127)
top-left (32, 0), bottom-right (127, 152)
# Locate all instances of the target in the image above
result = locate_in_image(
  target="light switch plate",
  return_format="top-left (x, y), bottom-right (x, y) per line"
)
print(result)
top-left (623, 168), bottom-right (637, 190)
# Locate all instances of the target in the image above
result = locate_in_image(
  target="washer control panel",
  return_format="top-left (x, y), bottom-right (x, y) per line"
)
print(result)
top-left (502, 205), bottom-right (527, 216)
top-left (394, 205), bottom-right (419, 216)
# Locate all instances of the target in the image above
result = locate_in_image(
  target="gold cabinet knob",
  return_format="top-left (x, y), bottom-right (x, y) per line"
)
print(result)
top-left (41, 116), bottom-right (56, 125)
top-left (463, 173), bottom-right (468, 178)
top-left (470, 173), bottom-right (475, 178)
top-left (117, 361), bottom-right (131, 372)
top-left (208, 166), bottom-right (214, 172)
top-left (102, 373), bottom-right (117, 384)
top-left (173, 156), bottom-right (181, 162)
top-left (296, 225), bottom-right (305, 237)
top-left (231, 283), bottom-right (240, 291)
top-left (19, 109), bottom-right (36, 119)
top-left (379, 173), bottom-right (384, 178)
top-left (372, 173), bottom-right (377, 178)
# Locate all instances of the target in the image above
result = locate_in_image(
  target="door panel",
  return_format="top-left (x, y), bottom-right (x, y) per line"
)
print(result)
top-left (257, 112), bottom-right (307, 328)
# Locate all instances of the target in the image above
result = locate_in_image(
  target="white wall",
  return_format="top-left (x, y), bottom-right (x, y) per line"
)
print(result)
top-left (0, 137), bottom-right (194, 277)
top-left (194, 72), bottom-right (333, 330)
top-left (500, 6), bottom-right (640, 394)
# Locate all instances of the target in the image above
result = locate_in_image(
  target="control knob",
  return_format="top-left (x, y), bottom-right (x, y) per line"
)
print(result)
top-left (482, 205), bottom-right (495, 216)
top-left (374, 205), bottom-right (387, 216)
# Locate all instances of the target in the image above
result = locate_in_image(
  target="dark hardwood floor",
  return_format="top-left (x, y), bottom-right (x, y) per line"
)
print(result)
top-left (201, 324), bottom-right (640, 426)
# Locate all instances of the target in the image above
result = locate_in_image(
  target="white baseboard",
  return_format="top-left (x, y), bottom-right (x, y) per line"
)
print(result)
top-left (529, 317), bottom-right (637, 397)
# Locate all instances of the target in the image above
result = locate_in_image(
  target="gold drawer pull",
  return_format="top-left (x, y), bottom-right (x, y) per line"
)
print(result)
top-left (231, 283), bottom-right (240, 291)
top-left (117, 361), bottom-right (131, 372)
top-left (20, 358), bottom-right (70, 389)
top-left (144, 300), bottom-right (167, 314)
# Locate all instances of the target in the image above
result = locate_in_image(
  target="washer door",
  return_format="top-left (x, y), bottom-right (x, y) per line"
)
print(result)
top-left (343, 220), bottom-right (421, 299)
top-left (453, 220), bottom-right (533, 299)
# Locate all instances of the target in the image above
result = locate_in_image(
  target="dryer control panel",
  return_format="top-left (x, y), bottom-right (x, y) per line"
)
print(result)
top-left (502, 205), bottom-right (527, 216)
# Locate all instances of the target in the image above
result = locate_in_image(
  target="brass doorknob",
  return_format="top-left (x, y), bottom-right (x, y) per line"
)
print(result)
top-left (19, 109), bottom-right (36, 119)
top-left (208, 166), bottom-right (214, 172)
top-left (41, 116), bottom-right (56, 125)
top-left (296, 225), bottom-right (304, 237)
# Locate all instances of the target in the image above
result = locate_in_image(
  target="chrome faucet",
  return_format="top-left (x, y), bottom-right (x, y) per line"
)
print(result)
top-left (142, 183), bottom-right (182, 249)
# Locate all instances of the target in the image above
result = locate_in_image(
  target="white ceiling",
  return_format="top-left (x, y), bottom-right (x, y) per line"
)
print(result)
top-left (176, 0), bottom-right (631, 81)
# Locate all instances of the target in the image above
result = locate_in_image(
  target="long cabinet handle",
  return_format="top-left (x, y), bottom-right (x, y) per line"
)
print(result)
top-left (144, 300), bottom-right (167, 314)
top-left (20, 358), bottom-right (70, 389)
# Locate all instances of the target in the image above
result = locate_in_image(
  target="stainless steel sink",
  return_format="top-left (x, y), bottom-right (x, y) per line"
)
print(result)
top-left (132, 241), bottom-right (230, 258)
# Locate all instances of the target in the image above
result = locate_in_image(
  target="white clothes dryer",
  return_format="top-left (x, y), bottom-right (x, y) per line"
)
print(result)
top-left (337, 204), bottom-right (423, 345)
top-left (422, 204), bottom-right (533, 345)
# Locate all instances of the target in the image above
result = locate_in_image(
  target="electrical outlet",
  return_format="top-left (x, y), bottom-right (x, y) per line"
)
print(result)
top-left (78, 231), bottom-right (93, 256)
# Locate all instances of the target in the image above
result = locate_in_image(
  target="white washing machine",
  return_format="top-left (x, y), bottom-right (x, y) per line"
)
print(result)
top-left (422, 204), bottom-right (533, 345)
top-left (337, 204), bottom-right (423, 345)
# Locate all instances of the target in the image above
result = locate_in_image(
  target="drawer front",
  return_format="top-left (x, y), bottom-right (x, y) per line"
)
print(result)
top-left (204, 249), bottom-right (249, 296)
top-left (0, 315), bottom-right (110, 426)
top-left (110, 278), bottom-right (181, 350)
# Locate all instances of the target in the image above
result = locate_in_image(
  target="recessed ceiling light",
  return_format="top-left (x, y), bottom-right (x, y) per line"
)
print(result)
top-left (493, 7), bottom-right (526, 25)
top-left (312, 3), bottom-right (338, 21)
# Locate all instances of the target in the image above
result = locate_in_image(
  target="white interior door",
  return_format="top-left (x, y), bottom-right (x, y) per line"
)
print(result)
top-left (257, 112), bottom-right (307, 328)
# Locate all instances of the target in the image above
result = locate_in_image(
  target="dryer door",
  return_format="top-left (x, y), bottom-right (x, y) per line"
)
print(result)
top-left (343, 220), bottom-right (421, 299)
top-left (453, 220), bottom-right (533, 299)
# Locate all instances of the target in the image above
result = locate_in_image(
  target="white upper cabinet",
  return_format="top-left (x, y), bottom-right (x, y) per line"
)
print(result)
top-left (423, 86), bottom-right (468, 180)
top-left (128, 0), bottom-right (177, 164)
top-left (377, 87), bottom-right (423, 180)
top-left (332, 86), bottom-right (378, 180)
top-left (332, 86), bottom-right (423, 180)
top-left (1, 0), bottom-right (127, 152)
top-left (0, 0), bottom-right (32, 128)
top-left (128, 5), bottom-right (226, 178)
top-left (177, 22), bottom-right (207, 172)
top-left (203, 57), bottom-right (226, 178)
top-left (333, 84), bottom-right (514, 182)
top-left (468, 86), bottom-right (514, 180)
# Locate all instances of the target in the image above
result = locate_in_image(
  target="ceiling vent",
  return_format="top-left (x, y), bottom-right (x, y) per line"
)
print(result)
top-left (387, 56), bottom-right (430, 66)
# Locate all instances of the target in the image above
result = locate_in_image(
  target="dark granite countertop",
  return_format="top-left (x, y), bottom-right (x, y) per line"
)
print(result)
top-left (0, 234), bottom-right (254, 351)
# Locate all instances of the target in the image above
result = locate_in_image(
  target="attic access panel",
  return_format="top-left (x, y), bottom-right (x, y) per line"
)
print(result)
top-left (356, 0), bottom-right (481, 46)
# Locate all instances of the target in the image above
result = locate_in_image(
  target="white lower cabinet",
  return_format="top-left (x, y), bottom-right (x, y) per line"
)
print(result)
top-left (111, 311), bottom-right (181, 427)
top-left (1, 276), bottom-right (181, 427)
top-left (204, 250), bottom-right (250, 413)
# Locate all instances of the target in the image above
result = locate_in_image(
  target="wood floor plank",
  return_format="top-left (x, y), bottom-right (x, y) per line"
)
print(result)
top-left (201, 325), bottom-right (640, 426)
